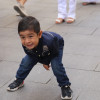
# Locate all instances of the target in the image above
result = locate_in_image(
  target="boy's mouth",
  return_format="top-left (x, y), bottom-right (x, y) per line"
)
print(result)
top-left (26, 44), bottom-right (34, 48)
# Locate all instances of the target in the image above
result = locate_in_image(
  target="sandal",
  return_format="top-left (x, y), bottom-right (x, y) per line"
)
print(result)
top-left (55, 18), bottom-right (65, 24)
top-left (82, 2), bottom-right (96, 6)
top-left (66, 17), bottom-right (75, 24)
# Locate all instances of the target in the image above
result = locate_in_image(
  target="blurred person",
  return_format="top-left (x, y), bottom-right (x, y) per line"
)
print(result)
top-left (56, 0), bottom-right (76, 24)
top-left (14, 0), bottom-right (28, 17)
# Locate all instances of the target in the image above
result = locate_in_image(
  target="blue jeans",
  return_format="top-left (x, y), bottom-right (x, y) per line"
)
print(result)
top-left (16, 47), bottom-right (71, 87)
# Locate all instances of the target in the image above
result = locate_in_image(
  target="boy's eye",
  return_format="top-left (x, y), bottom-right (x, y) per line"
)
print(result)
top-left (29, 35), bottom-right (34, 38)
top-left (21, 36), bottom-right (25, 39)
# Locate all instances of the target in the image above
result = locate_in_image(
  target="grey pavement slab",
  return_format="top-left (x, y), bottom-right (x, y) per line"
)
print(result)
top-left (63, 54), bottom-right (100, 70)
top-left (0, 81), bottom-right (81, 100)
top-left (94, 63), bottom-right (100, 71)
top-left (0, 61), bottom-right (19, 88)
top-left (39, 18), bottom-right (56, 31)
top-left (77, 90), bottom-right (100, 100)
top-left (25, 0), bottom-right (58, 19)
top-left (0, 46), bottom-right (25, 62)
top-left (0, 82), bottom-right (61, 100)
top-left (77, 10), bottom-right (100, 28)
top-left (64, 34), bottom-right (100, 56)
top-left (92, 28), bottom-right (100, 36)
top-left (0, 15), bottom-right (20, 27)
top-left (47, 24), bottom-right (96, 35)
top-left (0, 28), bottom-right (25, 62)
top-left (49, 68), bottom-right (100, 91)
top-left (25, 64), bottom-right (53, 84)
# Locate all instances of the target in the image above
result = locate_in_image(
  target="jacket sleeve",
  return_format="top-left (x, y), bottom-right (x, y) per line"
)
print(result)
top-left (51, 36), bottom-right (64, 57)
top-left (41, 57), bottom-right (51, 65)
top-left (51, 37), bottom-right (59, 56)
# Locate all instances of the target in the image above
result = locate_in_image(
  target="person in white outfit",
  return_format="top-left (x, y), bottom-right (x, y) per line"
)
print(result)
top-left (14, 0), bottom-right (28, 17)
top-left (56, 0), bottom-right (76, 24)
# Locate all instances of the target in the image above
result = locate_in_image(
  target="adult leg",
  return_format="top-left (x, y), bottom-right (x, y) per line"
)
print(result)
top-left (58, 0), bottom-right (67, 19)
top-left (67, 0), bottom-right (76, 23)
top-left (68, 0), bottom-right (76, 19)
top-left (56, 0), bottom-right (67, 24)
top-left (16, 0), bottom-right (27, 6)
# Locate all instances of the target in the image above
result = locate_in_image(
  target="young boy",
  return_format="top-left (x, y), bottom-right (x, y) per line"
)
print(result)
top-left (7, 16), bottom-right (72, 100)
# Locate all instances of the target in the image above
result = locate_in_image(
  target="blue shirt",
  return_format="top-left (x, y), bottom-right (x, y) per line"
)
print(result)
top-left (23, 31), bottom-right (64, 65)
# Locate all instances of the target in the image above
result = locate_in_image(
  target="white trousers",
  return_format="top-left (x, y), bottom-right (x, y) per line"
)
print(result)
top-left (58, 0), bottom-right (76, 19)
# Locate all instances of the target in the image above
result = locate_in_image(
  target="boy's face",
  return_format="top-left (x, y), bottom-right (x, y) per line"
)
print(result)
top-left (19, 30), bottom-right (42, 50)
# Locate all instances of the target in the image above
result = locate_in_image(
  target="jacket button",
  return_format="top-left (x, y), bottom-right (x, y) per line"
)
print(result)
top-left (48, 53), bottom-right (50, 55)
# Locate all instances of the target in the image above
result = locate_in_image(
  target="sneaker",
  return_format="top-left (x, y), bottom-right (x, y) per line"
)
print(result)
top-left (14, 3), bottom-right (28, 17)
top-left (61, 86), bottom-right (72, 100)
top-left (7, 79), bottom-right (24, 92)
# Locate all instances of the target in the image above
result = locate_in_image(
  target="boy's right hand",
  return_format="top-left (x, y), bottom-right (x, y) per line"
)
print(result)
top-left (43, 64), bottom-right (50, 70)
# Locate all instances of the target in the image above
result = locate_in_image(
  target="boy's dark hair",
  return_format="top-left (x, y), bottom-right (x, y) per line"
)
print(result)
top-left (18, 16), bottom-right (40, 34)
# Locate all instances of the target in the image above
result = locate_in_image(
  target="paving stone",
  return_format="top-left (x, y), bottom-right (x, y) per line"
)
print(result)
top-left (27, 1), bottom-right (57, 19)
top-left (0, 82), bottom-right (61, 100)
top-left (39, 18), bottom-right (55, 31)
top-left (0, 28), bottom-right (25, 62)
top-left (94, 63), bottom-right (100, 71)
top-left (0, 39), bottom-right (24, 62)
top-left (47, 24), bottom-right (95, 35)
top-left (77, 10), bottom-right (100, 28)
top-left (0, 81), bottom-right (82, 100)
top-left (64, 34), bottom-right (100, 56)
top-left (0, 61), bottom-right (19, 88)
top-left (92, 28), bottom-right (100, 36)
top-left (26, 64), bottom-right (53, 84)
top-left (63, 54), bottom-right (100, 70)
top-left (77, 90), bottom-right (100, 100)
top-left (0, 27), bottom-right (17, 35)
top-left (76, 5), bottom-right (99, 19)
top-left (0, 47), bottom-right (25, 62)
top-left (0, 15), bottom-right (20, 27)
top-left (48, 68), bottom-right (100, 91)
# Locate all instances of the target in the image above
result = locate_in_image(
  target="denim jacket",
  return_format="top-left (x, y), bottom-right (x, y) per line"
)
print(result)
top-left (22, 31), bottom-right (64, 65)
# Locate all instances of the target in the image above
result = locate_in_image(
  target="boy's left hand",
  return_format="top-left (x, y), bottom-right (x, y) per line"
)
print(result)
top-left (43, 64), bottom-right (50, 70)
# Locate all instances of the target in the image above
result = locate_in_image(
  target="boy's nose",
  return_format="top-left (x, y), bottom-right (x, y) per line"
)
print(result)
top-left (25, 38), bottom-right (30, 43)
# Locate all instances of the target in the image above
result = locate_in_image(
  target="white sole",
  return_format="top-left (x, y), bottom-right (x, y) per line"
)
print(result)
top-left (61, 95), bottom-right (72, 100)
top-left (7, 84), bottom-right (24, 92)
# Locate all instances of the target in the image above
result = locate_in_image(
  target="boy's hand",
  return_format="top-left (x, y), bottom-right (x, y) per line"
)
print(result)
top-left (43, 64), bottom-right (50, 70)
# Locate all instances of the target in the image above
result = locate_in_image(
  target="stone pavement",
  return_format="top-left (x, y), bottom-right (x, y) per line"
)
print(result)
top-left (0, 0), bottom-right (100, 100)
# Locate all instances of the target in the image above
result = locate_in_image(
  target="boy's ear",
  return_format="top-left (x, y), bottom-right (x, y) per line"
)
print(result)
top-left (38, 30), bottom-right (42, 38)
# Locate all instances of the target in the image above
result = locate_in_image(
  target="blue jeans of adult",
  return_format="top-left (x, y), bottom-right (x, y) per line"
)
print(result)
top-left (16, 47), bottom-right (71, 87)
